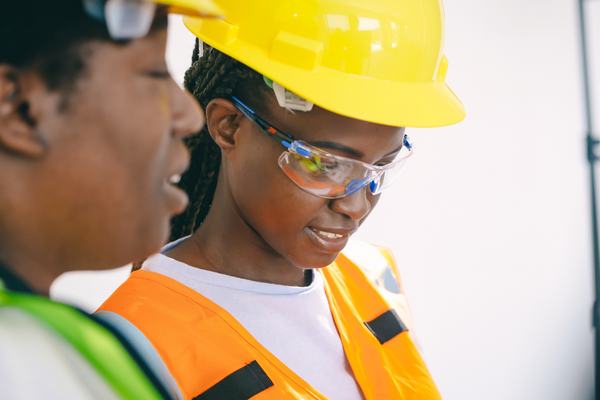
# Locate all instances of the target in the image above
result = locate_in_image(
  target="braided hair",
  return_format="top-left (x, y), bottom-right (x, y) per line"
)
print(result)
top-left (131, 40), bottom-right (270, 271)
top-left (169, 39), bottom-right (268, 242)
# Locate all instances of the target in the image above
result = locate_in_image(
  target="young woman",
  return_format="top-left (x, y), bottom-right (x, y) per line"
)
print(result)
top-left (98, 0), bottom-right (465, 399)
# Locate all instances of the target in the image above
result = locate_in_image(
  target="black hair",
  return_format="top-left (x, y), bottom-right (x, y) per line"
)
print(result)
top-left (168, 39), bottom-right (269, 242)
top-left (1, 0), bottom-right (114, 92)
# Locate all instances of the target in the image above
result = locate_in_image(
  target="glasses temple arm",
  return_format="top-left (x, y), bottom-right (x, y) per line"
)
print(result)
top-left (231, 96), bottom-right (294, 148)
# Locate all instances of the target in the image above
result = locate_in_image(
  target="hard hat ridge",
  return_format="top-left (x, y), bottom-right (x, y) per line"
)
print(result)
top-left (184, 0), bottom-right (465, 128)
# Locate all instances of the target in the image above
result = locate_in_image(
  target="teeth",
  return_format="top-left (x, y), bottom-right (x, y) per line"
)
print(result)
top-left (317, 230), bottom-right (344, 239)
top-left (169, 174), bottom-right (181, 184)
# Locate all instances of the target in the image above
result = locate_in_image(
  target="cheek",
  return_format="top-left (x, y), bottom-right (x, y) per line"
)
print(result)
top-left (112, 81), bottom-right (170, 182)
top-left (63, 80), bottom-right (172, 253)
top-left (104, 122), bottom-right (168, 210)
top-left (230, 146), bottom-right (324, 237)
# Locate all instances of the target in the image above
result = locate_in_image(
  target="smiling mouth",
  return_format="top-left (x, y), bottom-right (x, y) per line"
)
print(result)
top-left (308, 227), bottom-right (348, 240)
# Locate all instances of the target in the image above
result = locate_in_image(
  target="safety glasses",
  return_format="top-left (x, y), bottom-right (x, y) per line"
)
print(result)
top-left (83, 0), bottom-right (157, 39)
top-left (231, 96), bottom-right (414, 199)
top-left (83, 0), bottom-right (225, 40)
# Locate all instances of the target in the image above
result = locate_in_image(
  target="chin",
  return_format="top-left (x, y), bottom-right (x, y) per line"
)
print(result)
top-left (133, 223), bottom-right (170, 262)
top-left (295, 251), bottom-right (341, 270)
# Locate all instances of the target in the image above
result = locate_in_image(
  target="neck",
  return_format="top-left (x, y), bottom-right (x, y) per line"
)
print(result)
top-left (166, 179), bottom-right (308, 287)
top-left (0, 225), bottom-right (69, 295)
top-left (0, 260), bottom-right (35, 294)
top-left (0, 172), bottom-right (60, 295)
top-left (0, 216), bottom-right (86, 297)
top-left (0, 251), bottom-right (55, 296)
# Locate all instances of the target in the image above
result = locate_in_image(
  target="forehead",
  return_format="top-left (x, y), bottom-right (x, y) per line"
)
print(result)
top-left (89, 26), bottom-right (167, 72)
top-left (56, 26), bottom-right (168, 116)
top-left (264, 100), bottom-right (406, 162)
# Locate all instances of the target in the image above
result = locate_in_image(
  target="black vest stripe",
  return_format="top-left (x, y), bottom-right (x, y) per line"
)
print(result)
top-left (364, 309), bottom-right (408, 345)
top-left (193, 361), bottom-right (274, 400)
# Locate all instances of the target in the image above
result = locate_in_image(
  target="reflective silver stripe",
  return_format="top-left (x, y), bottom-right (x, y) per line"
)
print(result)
top-left (94, 310), bottom-right (184, 400)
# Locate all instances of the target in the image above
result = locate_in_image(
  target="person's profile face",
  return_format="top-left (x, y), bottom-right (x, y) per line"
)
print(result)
top-left (225, 97), bottom-right (405, 270)
top-left (33, 21), bottom-right (203, 270)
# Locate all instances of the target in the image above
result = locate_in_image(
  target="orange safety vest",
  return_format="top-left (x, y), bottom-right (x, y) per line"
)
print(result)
top-left (98, 247), bottom-right (442, 400)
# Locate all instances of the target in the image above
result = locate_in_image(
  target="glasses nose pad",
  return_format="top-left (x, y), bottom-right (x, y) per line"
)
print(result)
top-left (369, 179), bottom-right (380, 194)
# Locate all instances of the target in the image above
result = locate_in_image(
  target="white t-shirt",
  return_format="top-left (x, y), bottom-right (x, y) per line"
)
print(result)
top-left (141, 242), bottom-right (365, 400)
top-left (95, 239), bottom-right (422, 400)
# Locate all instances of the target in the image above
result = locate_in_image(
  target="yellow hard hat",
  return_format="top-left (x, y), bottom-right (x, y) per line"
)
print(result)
top-left (153, 0), bottom-right (224, 18)
top-left (184, 0), bottom-right (464, 128)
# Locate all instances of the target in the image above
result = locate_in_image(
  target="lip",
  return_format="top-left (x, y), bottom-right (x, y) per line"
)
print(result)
top-left (305, 226), bottom-right (356, 254)
top-left (169, 153), bottom-right (190, 181)
top-left (164, 157), bottom-right (191, 215)
top-left (309, 226), bottom-right (357, 235)
top-left (163, 178), bottom-right (189, 215)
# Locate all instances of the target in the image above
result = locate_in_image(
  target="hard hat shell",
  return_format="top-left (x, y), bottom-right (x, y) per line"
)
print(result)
top-left (153, 0), bottom-right (224, 18)
top-left (184, 0), bottom-right (465, 128)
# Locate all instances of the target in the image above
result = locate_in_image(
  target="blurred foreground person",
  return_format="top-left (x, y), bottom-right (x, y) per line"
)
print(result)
top-left (98, 0), bottom-right (466, 399)
top-left (0, 0), bottom-right (224, 399)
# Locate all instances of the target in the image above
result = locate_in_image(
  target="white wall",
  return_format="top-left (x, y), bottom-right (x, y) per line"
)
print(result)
top-left (52, 3), bottom-right (599, 399)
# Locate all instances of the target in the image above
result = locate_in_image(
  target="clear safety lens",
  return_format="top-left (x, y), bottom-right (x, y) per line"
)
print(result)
top-left (278, 139), bottom-right (413, 199)
top-left (83, 0), bottom-right (157, 40)
top-left (105, 0), bottom-right (156, 39)
top-left (368, 155), bottom-right (412, 195)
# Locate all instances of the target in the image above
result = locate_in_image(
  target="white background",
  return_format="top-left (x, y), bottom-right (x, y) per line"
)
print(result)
top-left (52, 2), bottom-right (600, 399)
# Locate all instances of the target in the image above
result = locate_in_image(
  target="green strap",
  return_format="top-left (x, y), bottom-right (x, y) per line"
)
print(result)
top-left (0, 288), bottom-right (164, 400)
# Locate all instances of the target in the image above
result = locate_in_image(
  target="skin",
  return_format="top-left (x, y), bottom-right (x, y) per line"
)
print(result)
top-left (168, 94), bottom-right (405, 287)
top-left (0, 21), bottom-right (203, 295)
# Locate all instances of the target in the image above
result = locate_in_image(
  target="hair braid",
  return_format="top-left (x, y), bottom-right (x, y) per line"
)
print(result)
top-left (131, 42), bottom-right (270, 272)
top-left (168, 41), bottom-right (267, 243)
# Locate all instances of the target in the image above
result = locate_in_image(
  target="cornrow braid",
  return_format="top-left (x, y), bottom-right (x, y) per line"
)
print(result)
top-left (169, 39), bottom-right (268, 242)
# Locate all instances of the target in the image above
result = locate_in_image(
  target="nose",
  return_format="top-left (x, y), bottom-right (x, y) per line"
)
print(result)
top-left (329, 186), bottom-right (372, 221)
top-left (169, 78), bottom-right (204, 138)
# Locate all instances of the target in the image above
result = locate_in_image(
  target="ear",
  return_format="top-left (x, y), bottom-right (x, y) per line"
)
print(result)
top-left (205, 98), bottom-right (244, 158)
top-left (0, 66), bottom-right (46, 158)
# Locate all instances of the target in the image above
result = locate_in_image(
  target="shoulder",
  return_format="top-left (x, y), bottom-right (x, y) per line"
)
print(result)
top-left (340, 240), bottom-right (424, 353)
top-left (0, 306), bottom-right (120, 399)
top-left (341, 240), bottom-right (403, 293)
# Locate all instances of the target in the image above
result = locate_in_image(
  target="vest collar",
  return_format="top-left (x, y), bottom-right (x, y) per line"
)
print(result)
top-left (0, 262), bottom-right (34, 294)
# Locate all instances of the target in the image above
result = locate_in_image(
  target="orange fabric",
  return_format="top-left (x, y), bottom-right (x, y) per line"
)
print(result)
top-left (98, 257), bottom-right (441, 400)
top-left (322, 254), bottom-right (441, 399)
top-left (376, 246), bottom-right (405, 291)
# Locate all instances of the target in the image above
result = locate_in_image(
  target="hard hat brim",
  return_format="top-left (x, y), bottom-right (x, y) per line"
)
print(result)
top-left (185, 17), bottom-right (465, 128)
top-left (270, 68), bottom-right (467, 129)
top-left (154, 0), bottom-right (225, 18)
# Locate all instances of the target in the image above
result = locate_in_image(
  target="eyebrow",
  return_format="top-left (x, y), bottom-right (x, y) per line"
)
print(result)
top-left (383, 144), bottom-right (404, 158)
top-left (310, 141), bottom-right (364, 159)
top-left (310, 141), bottom-right (403, 160)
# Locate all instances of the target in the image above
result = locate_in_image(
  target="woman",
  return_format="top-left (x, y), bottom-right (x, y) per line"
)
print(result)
top-left (0, 1), bottom-right (221, 399)
top-left (98, 0), bottom-right (465, 399)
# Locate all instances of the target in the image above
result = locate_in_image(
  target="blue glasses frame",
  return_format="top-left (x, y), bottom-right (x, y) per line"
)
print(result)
top-left (230, 95), bottom-right (412, 197)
